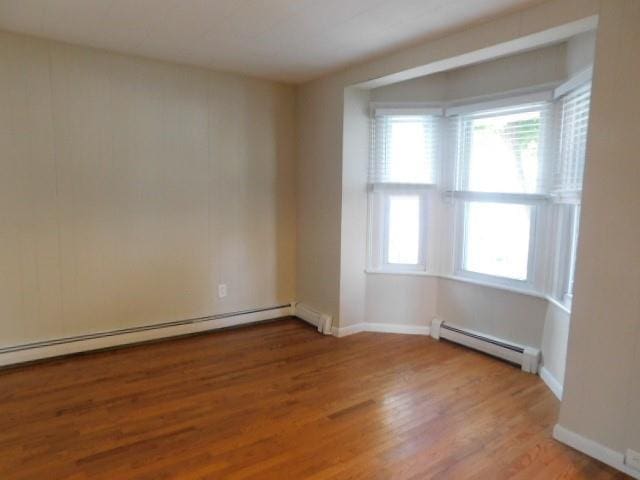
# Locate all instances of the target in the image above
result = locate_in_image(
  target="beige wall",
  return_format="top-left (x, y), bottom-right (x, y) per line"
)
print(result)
top-left (371, 43), bottom-right (566, 104)
top-left (339, 87), bottom-right (370, 327)
top-left (559, 0), bottom-right (640, 455)
top-left (0, 31), bottom-right (296, 347)
top-left (295, 78), bottom-right (344, 321)
top-left (445, 42), bottom-right (566, 101)
top-left (566, 30), bottom-right (596, 76)
top-left (365, 275), bottom-right (437, 327)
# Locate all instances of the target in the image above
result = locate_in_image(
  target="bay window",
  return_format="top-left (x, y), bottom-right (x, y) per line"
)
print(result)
top-left (368, 109), bottom-right (441, 272)
top-left (366, 73), bottom-right (591, 309)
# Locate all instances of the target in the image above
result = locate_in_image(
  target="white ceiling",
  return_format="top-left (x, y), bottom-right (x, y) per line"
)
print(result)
top-left (0, 0), bottom-right (544, 83)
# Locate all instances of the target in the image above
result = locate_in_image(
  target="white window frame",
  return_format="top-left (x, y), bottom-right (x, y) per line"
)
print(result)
top-left (453, 197), bottom-right (541, 289)
top-left (548, 201), bottom-right (581, 309)
top-left (450, 99), bottom-right (552, 290)
top-left (368, 184), bottom-right (431, 273)
top-left (365, 78), bottom-right (591, 306)
top-left (367, 105), bottom-right (442, 274)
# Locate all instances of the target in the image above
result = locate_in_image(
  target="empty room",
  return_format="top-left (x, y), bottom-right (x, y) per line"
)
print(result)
top-left (0, 0), bottom-right (639, 478)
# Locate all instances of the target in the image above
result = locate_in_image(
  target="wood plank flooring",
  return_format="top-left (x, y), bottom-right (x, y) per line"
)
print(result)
top-left (0, 317), bottom-right (630, 479)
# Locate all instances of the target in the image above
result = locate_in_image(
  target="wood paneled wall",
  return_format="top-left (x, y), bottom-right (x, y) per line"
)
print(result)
top-left (0, 31), bottom-right (296, 346)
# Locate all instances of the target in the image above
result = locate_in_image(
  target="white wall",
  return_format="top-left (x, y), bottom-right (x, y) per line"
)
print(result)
top-left (437, 279), bottom-right (548, 348)
top-left (566, 30), bottom-right (596, 76)
top-left (559, 0), bottom-right (640, 456)
top-left (541, 302), bottom-right (571, 388)
top-left (0, 31), bottom-right (296, 347)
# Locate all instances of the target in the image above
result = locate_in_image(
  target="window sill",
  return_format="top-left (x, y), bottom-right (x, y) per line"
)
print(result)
top-left (365, 269), bottom-right (546, 300)
top-left (366, 269), bottom-right (439, 278)
top-left (546, 295), bottom-right (572, 315)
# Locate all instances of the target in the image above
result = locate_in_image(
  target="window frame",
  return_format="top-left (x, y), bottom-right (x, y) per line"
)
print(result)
top-left (368, 185), bottom-right (431, 273)
top-left (548, 201), bottom-right (581, 309)
top-left (365, 79), bottom-right (591, 307)
top-left (367, 106), bottom-right (442, 274)
top-left (450, 99), bottom-right (552, 290)
top-left (453, 198), bottom-right (540, 288)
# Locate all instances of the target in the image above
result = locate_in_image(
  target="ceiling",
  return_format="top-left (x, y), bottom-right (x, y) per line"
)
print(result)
top-left (0, 0), bottom-right (544, 83)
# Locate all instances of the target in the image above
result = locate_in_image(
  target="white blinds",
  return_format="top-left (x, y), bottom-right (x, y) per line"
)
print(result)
top-left (370, 114), bottom-right (440, 185)
top-left (452, 103), bottom-right (552, 195)
top-left (554, 83), bottom-right (591, 194)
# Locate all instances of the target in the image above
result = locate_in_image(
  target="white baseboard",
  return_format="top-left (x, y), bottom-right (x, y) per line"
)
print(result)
top-left (363, 323), bottom-right (430, 335)
top-left (553, 424), bottom-right (640, 479)
top-left (331, 323), bottom-right (366, 337)
top-left (0, 305), bottom-right (293, 367)
top-left (291, 302), bottom-right (333, 335)
top-left (539, 366), bottom-right (564, 400)
top-left (331, 322), bottom-right (430, 337)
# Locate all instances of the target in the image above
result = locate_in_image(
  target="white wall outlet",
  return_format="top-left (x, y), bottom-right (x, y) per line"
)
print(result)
top-left (625, 449), bottom-right (640, 471)
top-left (217, 284), bottom-right (227, 299)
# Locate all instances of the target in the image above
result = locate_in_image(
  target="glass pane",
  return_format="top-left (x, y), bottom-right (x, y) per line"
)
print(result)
top-left (387, 195), bottom-right (420, 265)
top-left (463, 202), bottom-right (532, 280)
top-left (466, 110), bottom-right (542, 193)
top-left (387, 117), bottom-right (434, 184)
top-left (565, 205), bottom-right (581, 298)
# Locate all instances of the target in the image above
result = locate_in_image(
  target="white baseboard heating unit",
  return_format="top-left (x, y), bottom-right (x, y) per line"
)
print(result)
top-left (430, 319), bottom-right (540, 374)
top-left (292, 302), bottom-right (333, 335)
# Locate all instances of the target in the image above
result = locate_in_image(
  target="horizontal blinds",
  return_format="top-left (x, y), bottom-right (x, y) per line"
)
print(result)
top-left (451, 103), bottom-right (552, 195)
top-left (553, 83), bottom-right (591, 194)
top-left (370, 114), bottom-right (441, 185)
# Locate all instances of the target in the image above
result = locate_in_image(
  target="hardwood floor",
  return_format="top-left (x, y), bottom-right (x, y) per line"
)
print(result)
top-left (0, 317), bottom-right (629, 479)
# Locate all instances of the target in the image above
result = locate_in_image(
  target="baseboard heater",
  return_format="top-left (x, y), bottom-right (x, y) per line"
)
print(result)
top-left (0, 304), bottom-right (292, 367)
top-left (430, 319), bottom-right (540, 373)
top-left (292, 302), bottom-right (332, 335)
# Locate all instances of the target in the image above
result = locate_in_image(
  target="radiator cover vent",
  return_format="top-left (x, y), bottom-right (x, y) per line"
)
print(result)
top-left (430, 319), bottom-right (540, 373)
top-left (292, 302), bottom-right (332, 335)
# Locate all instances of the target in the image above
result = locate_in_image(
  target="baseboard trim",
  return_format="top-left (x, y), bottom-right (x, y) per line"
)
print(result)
top-left (331, 322), bottom-right (430, 337)
top-left (553, 424), bottom-right (640, 479)
top-left (0, 304), bottom-right (292, 367)
top-left (331, 323), bottom-right (366, 337)
top-left (539, 366), bottom-right (563, 400)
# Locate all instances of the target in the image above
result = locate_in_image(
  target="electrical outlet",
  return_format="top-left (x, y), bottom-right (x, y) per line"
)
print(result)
top-left (217, 284), bottom-right (227, 299)
top-left (626, 449), bottom-right (640, 471)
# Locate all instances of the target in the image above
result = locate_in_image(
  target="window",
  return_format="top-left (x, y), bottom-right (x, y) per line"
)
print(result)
top-left (366, 77), bottom-right (592, 307)
top-left (452, 102), bottom-right (550, 286)
top-left (370, 113), bottom-right (440, 184)
top-left (457, 107), bottom-right (547, 194)
top-left (548, 82), bottom-right (591, 308)
top-left (462, 202), bottom-right (533, 281)
top-left (386, 195), bottom-right (421, 265)
top-left (368, 109), bottom-right (441, 272)
top-left (554, 83), bottom-right (591, 194)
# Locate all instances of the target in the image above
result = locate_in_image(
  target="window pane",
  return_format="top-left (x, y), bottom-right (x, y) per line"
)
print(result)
top-left (463, 202), bottom-right (532, 280)
top-left (386, 117), bottom-right (435, 184)
top-left (466, 110), bottom-right (542, 193)
top-left (387, 195), bottom-right (420, 265)
top-left (565, 205), bottom-right (581, 298)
